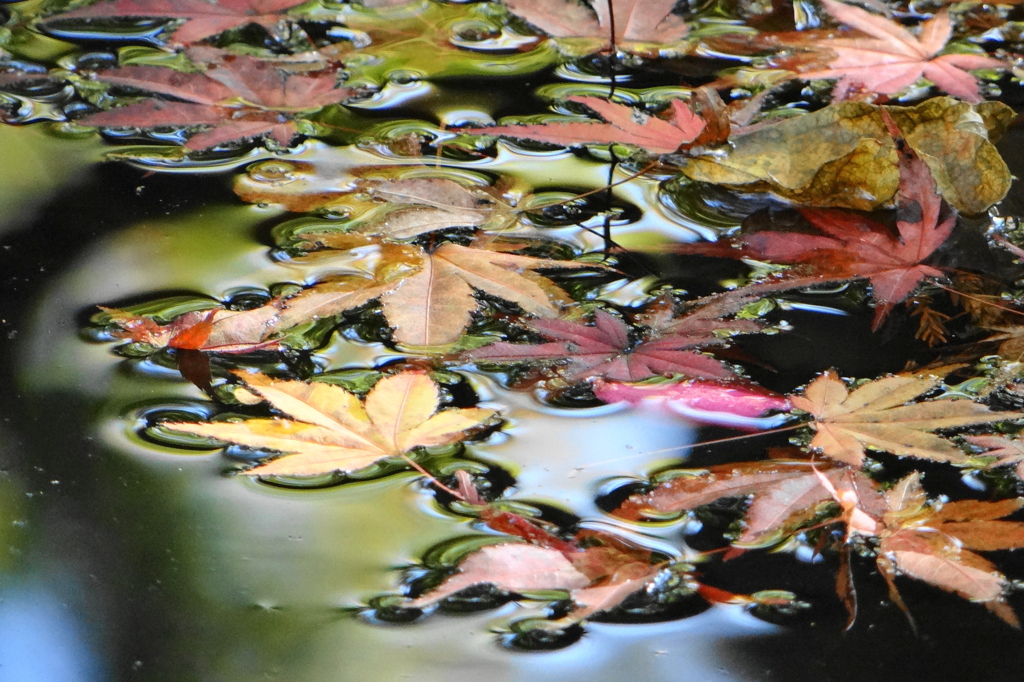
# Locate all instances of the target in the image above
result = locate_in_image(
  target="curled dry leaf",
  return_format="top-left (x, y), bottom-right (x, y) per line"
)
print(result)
top-left (798, 0), bottom-right (1004, 103)
top-left (101, 305), bottom-right (283, 353)
top-left (103, 240), bottom-right (602, 351)
top-left (100, 273), bottom-right (385, 353)
top-left (592, 379), bottom-right (792, 429)
top-left (164, 370), bottom-right (496, 476)
top-left (463, 96), bottom-right (705, 155)
top-left (792, 368), bottom-right (1019, 467)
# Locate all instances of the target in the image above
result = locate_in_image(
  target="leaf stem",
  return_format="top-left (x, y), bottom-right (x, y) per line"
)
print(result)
top-left (933, 282), bottom-right (1024, 318)
top-left (400, 454), bottom-right (461, 497)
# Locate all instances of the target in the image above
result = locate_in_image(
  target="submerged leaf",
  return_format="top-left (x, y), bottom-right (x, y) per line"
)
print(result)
top-left (965, 434), bottom-right (1024, 482)
top-left (679, 97), bottom-right (1011, 213)
top-left (671, 123), bottom-right (956, 328)
top-left (876, 473), bottom-right (1024, 627)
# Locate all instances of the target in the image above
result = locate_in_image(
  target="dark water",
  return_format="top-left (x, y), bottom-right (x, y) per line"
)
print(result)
top-left (3, 3), bottom-right (1024, 681)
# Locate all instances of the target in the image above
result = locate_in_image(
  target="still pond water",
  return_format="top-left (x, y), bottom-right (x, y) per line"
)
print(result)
top-left (4, 1), bottom-right (1024, 681)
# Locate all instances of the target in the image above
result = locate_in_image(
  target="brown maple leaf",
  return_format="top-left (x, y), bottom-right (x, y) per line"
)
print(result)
top-left (462, 95), bottom-right (705, 155)
top-left (965, 433), bottom-right (1024, 482)
top-left (406, 489), bottom-right (667, 625)
top-left (48, 0), bottom-right (308, 46)
top-left (797, 0), bottom-right (1004, 102)
top-left (791, 367), bottom-right (1019, 467)
top-left (503, 0), bottom-right (688, 49)
top-left (372, 242), bottom-right (606, 347)
top-left (103, 241), bottom-right (601, 351)
top-left (875, 472), bottom-right (1024, 628)
top-left (250, 176), bottom-right (507, 243)
top-left (78, 50), bottom-right (357, 149)
top-left (164, 370), bottom-right (496, 476)
top-left (616, 456), bottom-right (884, 547)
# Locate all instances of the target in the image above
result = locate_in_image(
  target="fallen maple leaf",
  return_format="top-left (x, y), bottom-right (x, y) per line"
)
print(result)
top-left (100, 273), bottom-right (384, 353)
top-left (407, 542), bottom-right (591, 607)
top-left (791, 367), bottom-right (1019, 467)
top-left (503, 0), bottom-right (688, 49)
top-left (407, 496), bottom-right (667, 624)
top-left (254, 177), bottom-right (508, 244)
top-left (374, 242), bottom-right (605, 347)
top-left (164, 370), bottom-right (496, 476)
top-left (78, 51), bottom-right (357, 150)
top-left (965, 433), bottom-right (1024, 481)
top-left (672, 118), bottom-right (956, 328)
top-left (103, 241), bottom-right (600, 351)
top-left (798, 0), bottom-right (1004, 102)
top-left (464, 292), bottom-right (761, 383)
top-left (462, 95), bottom-right (705, 155)
top-left (592, 379), bottom-right (792, 430)
top-left (875, 472), bottom-right (1024, 627)
top-left (47, 0), bottom-right (308, 46)
top-left (616, 457), bottom-right (883, 547)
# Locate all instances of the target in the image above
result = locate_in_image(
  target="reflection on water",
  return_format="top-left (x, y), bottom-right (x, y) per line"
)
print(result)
top-left (0, 123), bottom-right (786, 680)
top-left (0, 585), bottom-right (104, 682)
top-left (3, 43), bottom-right (1024, 682)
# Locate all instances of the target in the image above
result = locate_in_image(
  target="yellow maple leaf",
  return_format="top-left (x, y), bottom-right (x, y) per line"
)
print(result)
top-left (791, 367), bottom-right (1019, 466)
top-left (165, 370), bottom-right (496, 476)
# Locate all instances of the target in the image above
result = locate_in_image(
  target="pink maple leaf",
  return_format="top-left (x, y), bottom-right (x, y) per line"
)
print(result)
top-left (799, 0), bottom-right (1004, 102)
top-left (462, 95), bottom-right (705, 155)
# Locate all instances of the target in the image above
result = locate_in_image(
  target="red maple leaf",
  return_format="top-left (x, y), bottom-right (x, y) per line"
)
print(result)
top-left (798, 0), bottom-right (1004, 102)
top-left (462, 95), bottom-right (705, 155)
top-left (49, 0), bottom-right (307, 46)
top-left (464, 294), bottom-right (761, 383)
top-left (78, 50), bottom-right (357, 149)
top-left (669, 116), bottom-right (954, 329)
